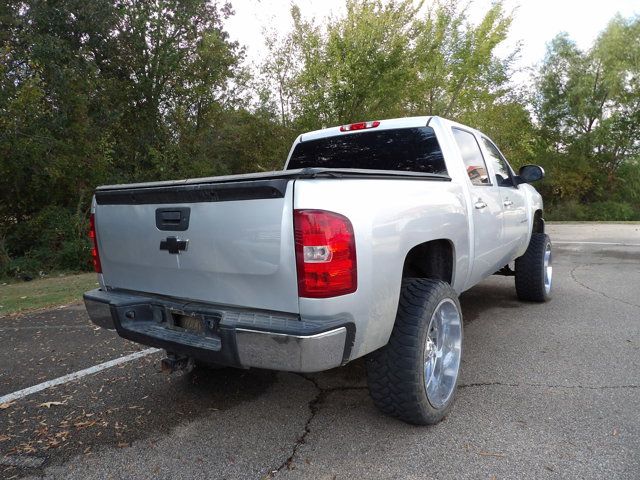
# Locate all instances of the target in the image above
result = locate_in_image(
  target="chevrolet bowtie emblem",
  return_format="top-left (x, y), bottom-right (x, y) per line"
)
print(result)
top-left (160, 236), bottom-right (188, 254)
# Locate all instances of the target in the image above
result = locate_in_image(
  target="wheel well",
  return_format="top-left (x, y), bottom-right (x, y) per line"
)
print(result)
top-left (533, 210), bottom-right (544, 233)
top-left (402, 239), bottom-right (454, 284)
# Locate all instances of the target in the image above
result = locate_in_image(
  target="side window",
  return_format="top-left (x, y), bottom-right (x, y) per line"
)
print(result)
top-left (452, 128), bottom-right (491, 186)
top-left (481, 137), bottom-right (513, 187)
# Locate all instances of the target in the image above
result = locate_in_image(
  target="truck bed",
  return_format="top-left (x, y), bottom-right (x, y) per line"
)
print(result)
top-left (95, 168), bottom-right (450, 192)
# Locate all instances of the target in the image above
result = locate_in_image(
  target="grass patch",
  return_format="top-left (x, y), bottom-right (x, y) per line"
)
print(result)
top-left (0, 272), bottom-right (98, 317)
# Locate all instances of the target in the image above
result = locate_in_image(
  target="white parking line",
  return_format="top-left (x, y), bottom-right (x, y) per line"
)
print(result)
top-left (0, 324), bottom-right (93, 331)
top-left (554, 241), bottom-right (640, 246)
top-left (0, 348), bottom-right (160, 405)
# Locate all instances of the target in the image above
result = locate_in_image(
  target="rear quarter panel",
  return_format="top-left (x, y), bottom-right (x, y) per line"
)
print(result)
top-left (294, 178), bottom-right (470, 358)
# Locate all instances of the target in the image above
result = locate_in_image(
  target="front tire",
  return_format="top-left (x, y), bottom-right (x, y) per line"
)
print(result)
top-left (366, 278), bottom-right (463, 425)
top-left (515, 233), bottom-right (552, 302)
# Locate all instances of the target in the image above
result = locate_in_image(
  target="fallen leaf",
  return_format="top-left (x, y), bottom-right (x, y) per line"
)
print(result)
top-left (478, 451), bottom-right (506, 458)
top-left (38, 401), bottom-right (66, 408)
top-left (0, 402), bottom-right (15, 409)
top-left (0, 434), bottom-right (11, 441)
top-left (117, 442), bottom-right (130, 448)
top-left (74, 420), bottom-right (97, 429)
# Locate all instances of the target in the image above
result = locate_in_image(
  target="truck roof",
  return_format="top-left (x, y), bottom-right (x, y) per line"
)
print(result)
top-left (299, 116), bottom-right (435, 143)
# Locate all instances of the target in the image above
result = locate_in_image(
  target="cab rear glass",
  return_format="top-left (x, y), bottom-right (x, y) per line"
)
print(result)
top-left (287, 127), bottom-right (447, 175)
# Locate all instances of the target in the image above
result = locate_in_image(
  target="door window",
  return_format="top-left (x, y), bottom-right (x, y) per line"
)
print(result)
top-left (481, 137), bottom-right (514, 187)
top-left (452, 128), bottom-right (491, 186)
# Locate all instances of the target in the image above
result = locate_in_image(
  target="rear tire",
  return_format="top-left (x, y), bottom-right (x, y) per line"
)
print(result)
top-left (515, 233), bottom-right (552, 302)
top-left (366, 278), bottom-right (463, 425)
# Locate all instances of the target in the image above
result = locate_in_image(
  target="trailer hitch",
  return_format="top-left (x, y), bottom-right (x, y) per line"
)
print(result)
top-left (160, 353), bottom-right (194, 373)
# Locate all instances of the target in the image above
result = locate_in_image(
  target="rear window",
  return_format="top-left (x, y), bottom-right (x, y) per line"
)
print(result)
top-left (287, 127), bottom-right (447, 175)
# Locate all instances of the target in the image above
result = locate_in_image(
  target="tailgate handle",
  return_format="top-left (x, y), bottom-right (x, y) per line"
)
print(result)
top-left (156, 207), bottom-right (190, 231)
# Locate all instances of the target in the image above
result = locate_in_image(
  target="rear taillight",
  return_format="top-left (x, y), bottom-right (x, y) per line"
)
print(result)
top-left (339, 120), bottom-right (380, 132)
top-left (89, 213), bottom-right (102, 273)
top-left (294, 210), bottom-right (357, 298)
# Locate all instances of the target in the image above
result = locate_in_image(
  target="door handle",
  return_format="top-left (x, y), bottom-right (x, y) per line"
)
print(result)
top-left (474, 200), bottom-right (487, 209)
top-left (503, 200), bottom-right (513, 207)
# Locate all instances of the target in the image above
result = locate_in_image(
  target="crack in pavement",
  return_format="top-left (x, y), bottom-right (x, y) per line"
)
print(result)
top-left (264, 371), bottom-right (640, 477)
top-left (459, 381), bottom-right (640, 390)
top-left (265, 375), bottom-right (367, 478)
top-left (569, 264), bottom-right (640, 309)
top-left (264, 375), bottom-right (640, 478)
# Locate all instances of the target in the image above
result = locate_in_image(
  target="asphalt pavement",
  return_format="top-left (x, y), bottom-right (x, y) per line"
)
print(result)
top-left (1, 223), bottom-right (639, 479)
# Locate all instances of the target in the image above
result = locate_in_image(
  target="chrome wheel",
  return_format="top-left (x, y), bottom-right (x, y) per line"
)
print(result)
top-left (543, 243), bottom-right (552, 295)
top-left (424, 298), bottom-right (462, 409)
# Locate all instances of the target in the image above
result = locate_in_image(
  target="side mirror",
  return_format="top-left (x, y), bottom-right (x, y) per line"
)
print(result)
top-left (516, 164), bottom-right (545, 184)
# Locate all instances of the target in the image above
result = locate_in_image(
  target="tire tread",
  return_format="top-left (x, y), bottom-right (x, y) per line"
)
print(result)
top-left (515, 233), bottom-right (551, 302)
top-left (366, 278), bottom-right (462, 425)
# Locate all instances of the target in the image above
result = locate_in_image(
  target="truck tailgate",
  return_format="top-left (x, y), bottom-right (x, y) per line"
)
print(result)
top-left (93, 178), bottom-right (299, 313)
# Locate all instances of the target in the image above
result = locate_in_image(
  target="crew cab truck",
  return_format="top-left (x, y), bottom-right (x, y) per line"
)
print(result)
top-left (84, 116), bottom-right (551, 425)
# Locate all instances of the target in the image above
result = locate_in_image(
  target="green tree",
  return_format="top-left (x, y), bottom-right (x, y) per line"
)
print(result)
top-left (0, 0), bottom-right (117, 227)
top-left (260, 0), bottom-right (521, 142)
top-left (534, 16), bottom-right (640, 202)
top-left (0, 0), bottom-right (247, 275)
top-left (409, 1), bottom-right (514, 118)
top-left (108, 0), bottom-right (244, 180)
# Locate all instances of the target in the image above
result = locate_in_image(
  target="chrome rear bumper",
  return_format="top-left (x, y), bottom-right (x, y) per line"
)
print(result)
top-left (83, 289), bottom-right (352, 373)
top-left (235, 327), bottom-right (347, 372)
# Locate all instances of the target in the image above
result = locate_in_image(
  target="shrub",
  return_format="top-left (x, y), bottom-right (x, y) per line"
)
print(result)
top-left (585, 201), bottom-right (638, 221)
top-left (7, 255), bottom-right (42, 280)
top-left (0, 237), bottom-right (11, 277)
top-left (58, 238), bottom-right (92, 271)
top-left (6, 207), bottom-right (77, 257)
top-left (545, 201), bottom-right (586, 221)
top-left (547, 200), bottom-right (639, 221)
top-left (3, 206), bottom-right (92, 278)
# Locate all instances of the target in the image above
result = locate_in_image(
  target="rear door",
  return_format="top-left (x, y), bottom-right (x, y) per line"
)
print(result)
top-left (480, 137), bottom-right (528, 258)
top-left (451, 128), bottom-right (505, 285)
top-left (94, 178), bottom-right (299, 313)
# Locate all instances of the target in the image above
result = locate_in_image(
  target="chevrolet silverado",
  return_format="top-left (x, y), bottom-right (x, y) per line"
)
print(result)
top-left (84, 116), bottom-right (551, 425)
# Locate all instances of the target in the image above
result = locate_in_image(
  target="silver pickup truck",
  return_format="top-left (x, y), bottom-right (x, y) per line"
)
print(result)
top-left (84, 116), bottom-right (551, 425)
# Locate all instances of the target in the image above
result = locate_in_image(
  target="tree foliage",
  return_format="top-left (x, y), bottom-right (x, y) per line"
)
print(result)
top-left (534, 16), bottom-right (640, 204)
top-left (0, 0), bottom-right (252, 275)
top-left (259, 0), bottom-right (535, 165)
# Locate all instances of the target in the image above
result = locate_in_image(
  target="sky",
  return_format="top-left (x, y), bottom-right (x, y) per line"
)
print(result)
top-left (226, 0), bottom-right (639, 80)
